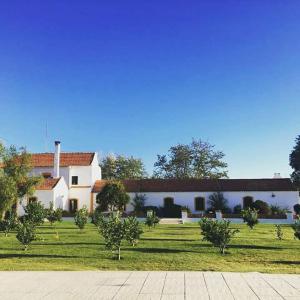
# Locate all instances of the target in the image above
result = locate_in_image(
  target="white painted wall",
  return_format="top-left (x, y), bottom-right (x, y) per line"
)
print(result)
top-left (69, 187), bottom-right (92, 211)
top-left (92, 190), bottom-right (299, 213)
top-left (53, 177), bottom-right (69, 210)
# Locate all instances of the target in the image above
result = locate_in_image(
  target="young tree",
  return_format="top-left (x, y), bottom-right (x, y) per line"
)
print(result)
top-left (16, 221), bottom-right (36, 251)
top-left (153, 139), bottom-right (228, 179)
top-left (292, 219), bottom-right (300, 240)
top-left (207, 192), bottom-right (230, 213)
top-left (199, 218), bottom-right (239, 254)
top-left (242, 207), bottom-right (259, 229)
top-left (0, 210), bottom-right (18, 237)
top-left (275, 224), bottom-right (283, 240)
top-left (144, 212), bottom-right (160, 230)
top-left (124, 216), bottom-right (143, 246)
top-left (131, 193), bottom-right (147, 213)
top-left (290, 135), bottom-right (300, 188)
top-left (46, 201), bottom-right (63, 225)
top-left (24, 201), bottom-right (46, 226)
top-left (74, 206), bottom-right (89, 230)
top-left (96, 181), bottom-right (130, 212)
top-left (101, 154), bottom-right (147, 180)
top-left (0, 144), bottom-right (41, 219)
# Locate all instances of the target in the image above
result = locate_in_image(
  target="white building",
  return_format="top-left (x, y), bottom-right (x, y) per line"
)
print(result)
top-left (20, 141), bottom-right (299, 215)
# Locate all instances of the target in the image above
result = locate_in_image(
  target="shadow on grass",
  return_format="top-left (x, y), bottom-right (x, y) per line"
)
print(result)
top-left (34, 242), bottom-right (102, 246)
top-left (272, 260), bottom-right (300, 265)
top-left (129, 247), bottom-right (197, 254)
top-left (230, 244), bottom-right (281, 250)
top-left (0, 253), bottom-right (89, 259)
top-left (141, 238), bottom-right (194, 242)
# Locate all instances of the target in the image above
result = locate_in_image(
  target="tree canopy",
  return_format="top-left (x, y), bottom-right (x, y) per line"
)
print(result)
top-left (153, 139), bottom-right (228, 179)
top-left (100, 154), bottom-right (147, 180)
top-left (290, 135), bottom-right (300, 188)
top-left (0, 143), bottom-right (41, 219)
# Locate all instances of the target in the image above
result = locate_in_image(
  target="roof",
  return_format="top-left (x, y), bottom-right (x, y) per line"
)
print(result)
top-left (36, 178), bottom-right (61, 190)
top-left (30, 152), bottom-right (95, 167)
top-left (92, 178), bottom-right (297, 193)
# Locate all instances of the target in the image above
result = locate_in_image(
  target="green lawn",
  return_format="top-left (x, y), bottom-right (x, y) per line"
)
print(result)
top-left (0, 221), bottom-right (299, 273)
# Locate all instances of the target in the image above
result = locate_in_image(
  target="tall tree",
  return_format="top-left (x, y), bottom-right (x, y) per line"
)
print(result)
top-left (0, 144), bottom-right (41, 219)
top-left (153, 139), bottom-right (228, 179)
top-left (290, 135), bottom-right (300, 188)
top-left (101, 154), bottom-right (147, 179)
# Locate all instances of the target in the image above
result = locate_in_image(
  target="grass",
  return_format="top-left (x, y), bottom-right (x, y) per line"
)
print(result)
top-left (0, 221), bottom-right (299, 273)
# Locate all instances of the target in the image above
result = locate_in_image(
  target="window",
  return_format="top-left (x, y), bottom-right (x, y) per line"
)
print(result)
top-left (243, 196), bottom-right (253, 208)
top-left (28, 197), bottom-right (37, 204)
top-left (195, 197), bottom-right (205, 211)
top-left (164, 197), bottom-right (174, 207)
top-left (69, 199), bottom-right (78, 213)
top-left (72, 176), bottom-right (78, 185)
top-left (42, 172), bottom-right (52, 179)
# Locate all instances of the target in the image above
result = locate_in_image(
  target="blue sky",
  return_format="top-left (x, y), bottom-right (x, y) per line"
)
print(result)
top-left (0, 1), bottom-right (300, 178)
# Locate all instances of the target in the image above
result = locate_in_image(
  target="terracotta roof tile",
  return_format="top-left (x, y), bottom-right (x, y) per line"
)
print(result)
top-left (36, 178), bottom-right (61, 190)
top-left (92, 178), bottom-right (297, 193)
top-left (30, 152), bottom-right (95, 167)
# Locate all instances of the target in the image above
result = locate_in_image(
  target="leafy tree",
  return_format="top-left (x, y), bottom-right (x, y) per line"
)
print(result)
top-left (91, 207), bottom-right (104, 226)
top-left (153, 139), bottom-right (228, 179)
top-left (290, 135), bottom-right (300, 188)
top-left (0, 143), bottom-right (41, 219)
top-left (131, 193), bottom-right (147, 213)
top-left (292, 219), bottom-right (300, 240)
top-left (242, 207), bottom-right (259, 229)
top-left (252, 200), bottom-right (270, 215)
top-left (96, 181), bottom-right (130, 212)
top-left (16, 221), bottom-right (36, 250)
top-left (270, 205), bottom-right (287, 215)
top-left (101, 154), bottom-right (147, 180)
top-left (144, 212), bottom-right (160, 230)
top-left (24, 201), bottom-right (46, 226)
top-left (233, 204), bottom-right (242, 214)
top-left (98, 213), bottom-right (125, 260)
top-left (0, 210), bottom-right (18, 237)
top-left (275, 224), bottom-right (283, 240)
top-left (124, 216), bottom-right (143, 246)
top-left (199, 218), bottom-right (239, 254)
top-left (294, 204), bottom-right (300, 215)
top-left (74, 206), bottom-right (89, 230)
top-left (46, 202), bottom-right (63, 225)
top-left (207, 192), bottom-right (230, 213)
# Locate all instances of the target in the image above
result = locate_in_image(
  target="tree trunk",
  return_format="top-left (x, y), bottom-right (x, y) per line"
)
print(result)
top-left (118, 247), bottom-right (121, 260)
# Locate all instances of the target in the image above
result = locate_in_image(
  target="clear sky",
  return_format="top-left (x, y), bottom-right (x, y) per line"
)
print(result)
top-left (0, 1), bottom-right (299, 178)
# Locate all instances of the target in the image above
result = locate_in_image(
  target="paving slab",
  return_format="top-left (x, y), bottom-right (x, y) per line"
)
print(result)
top-left (0, 271), bottom-right (299, 299)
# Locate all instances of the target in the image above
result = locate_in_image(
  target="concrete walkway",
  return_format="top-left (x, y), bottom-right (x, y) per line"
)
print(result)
top-left (1, 271), bottom-right (300, 299)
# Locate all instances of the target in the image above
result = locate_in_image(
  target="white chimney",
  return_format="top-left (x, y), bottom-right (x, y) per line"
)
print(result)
top-left (54, 141), bottom-right (61, 178)
top-left (273, 173), bottom-right (281, 179)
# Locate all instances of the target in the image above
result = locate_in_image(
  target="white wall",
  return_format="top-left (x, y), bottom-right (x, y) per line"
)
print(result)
top-left (92, 190), bottom-right (299, 213)
top-left (53, 177), bottom-right (69, 210)
top-left (69, 187), bottom-right (92, 211)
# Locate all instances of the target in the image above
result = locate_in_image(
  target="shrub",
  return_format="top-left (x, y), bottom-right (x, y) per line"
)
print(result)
top-left (91, 207), bottom-right (104, 226)
top-left (0, 210), bottom-right (18, 237)
top-left (275, 224), bottom-right (283, 240)
top-left (199, 218), bottom-right (239, 254)
top-left (270, 205), bottom-right (287, 215)
top-left (233, 204), bottom-right (242, 214)
top-left (46, 202), bottom-right (63, 225)
top-left (207, 192), bottom-right (230, 213)
top-left (144, 212), bottom-right (160, 229)
top-left (131, 193), bottom-right (146, 212)
top-left (292, 219), bottom-right (300, 240)
top-left (124, 216), bottom-right (143, 246)
top-left (98, 213), bottom-right (125, 260)
top-left (74, 206), bottom-right (89, 230)
top-left (24, 201), bottom-right (46, 226)
top-left (252, 200), bottom-right (270, 215)
top-left (16, 222), bottom-right (36, 250)
top-left (242, 207), bottom-right (259, 229)
top-left (294, 204), bottom-right (300, 215)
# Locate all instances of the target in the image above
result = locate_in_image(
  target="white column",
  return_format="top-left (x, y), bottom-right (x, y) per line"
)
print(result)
top-left (215, 210), bottom-right (223, 220)
top-left (54, 141), bottom-right (61, 178)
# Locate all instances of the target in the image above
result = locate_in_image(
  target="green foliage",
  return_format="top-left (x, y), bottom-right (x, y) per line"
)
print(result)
top-left (0, 210), bottom-right (18, 237)
top-left (124, 216), bottom-right (143, 246)
top-left (207, 192), bottom-right (230, 213)
top-left (98, 213), bottom-right (125, 260)
top-left (101, 154), bottom-right (147, 180)
top-left (242, 207), bottom-right (259, 229)
top-left (46, 202), bottom-right (63, 225)
top-left (16, 221), bottom-right (36, 250)
top-left (153, 139), bottom-right (228, 179)
top-left (233, 204), bottom-right (242, 214)
top-left (294, 204), bottom-right (300, 215)
top-left (252, 200), bottom-right (270, 215)
top-left (199, 218), bottom-right (239, 254)
top-left (270, 205), bottom-right (287, 215)
top-left (292, 219), bottom-right (300, 240)
top-left (96, 181), bottom-right (130, 212)
top-left (0, 143), bottom-right (41, 218)
top-left (290, 135), bottom-right (300, 188)
top-left (74, 206), bottom-right (89, 230)
top-left (91, 207), bottom-right (104, 226)
top-left (144, 212), bottom-right (160, 229)
top-left (275, 224), bottom-right (283, 240)
top-left (24, 201), bottom-right (46, 226)
top-left (131, 193), bottom-right (147, 212)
